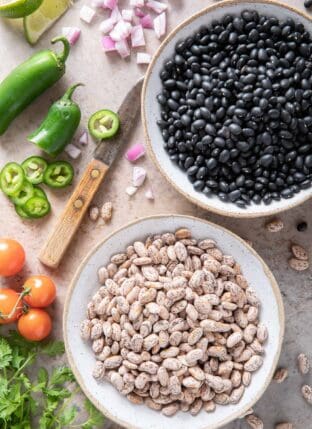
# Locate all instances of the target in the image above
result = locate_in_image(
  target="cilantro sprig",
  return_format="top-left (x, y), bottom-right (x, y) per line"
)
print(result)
top-left (0, 331), bottom-right (105, 429)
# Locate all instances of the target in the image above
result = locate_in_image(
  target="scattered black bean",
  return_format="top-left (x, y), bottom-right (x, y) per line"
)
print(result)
top-left (157, 10), bottom-right (312, 207)
top-left (297, 221), bottom-right (308, 231)
top-left (305, 0), bottom-right (312, 9)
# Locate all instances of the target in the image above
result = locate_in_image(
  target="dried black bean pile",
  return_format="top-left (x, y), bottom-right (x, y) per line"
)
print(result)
top-left (157, 10), bottom-right (312, 207)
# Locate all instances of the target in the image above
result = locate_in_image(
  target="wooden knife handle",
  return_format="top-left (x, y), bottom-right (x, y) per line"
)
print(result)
top-left (39, 159), bottom-right (108, 268)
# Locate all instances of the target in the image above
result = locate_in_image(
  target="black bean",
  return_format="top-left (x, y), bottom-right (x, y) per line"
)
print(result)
top-left (297, 221), bottom-right (308, 231)
top-left (219, 149), bottom-right (230, 163)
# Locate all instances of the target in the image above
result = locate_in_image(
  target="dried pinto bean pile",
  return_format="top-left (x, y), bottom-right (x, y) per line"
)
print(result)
top-left (81, 228), bottom-right (268, 417)
top-left (157, 10), bottom-right (312, 207)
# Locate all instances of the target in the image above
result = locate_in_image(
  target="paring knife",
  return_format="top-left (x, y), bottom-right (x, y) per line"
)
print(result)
top-left (39, 77), bottom-right (144, 268)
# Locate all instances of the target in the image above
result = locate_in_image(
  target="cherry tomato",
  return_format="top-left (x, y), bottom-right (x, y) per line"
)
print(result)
top-left (0, 238), bottom-right (25, 277)
top-left (23, 275), bottom-right (56, 308)
top-left (0, 289), bottom-right (23, 324)
top-left (18, 309), bottom-right (52, 341)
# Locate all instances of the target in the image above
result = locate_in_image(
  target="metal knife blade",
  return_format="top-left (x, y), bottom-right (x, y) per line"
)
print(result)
top-left (94, 77), bottom-right (144, 166)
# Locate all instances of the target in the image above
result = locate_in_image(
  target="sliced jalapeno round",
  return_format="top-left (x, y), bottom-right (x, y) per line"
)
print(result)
top-left (11, 181), bottom-right (34, 206)
top-left (33, 186), bottom-right (48, 200)
top-left (22, 156), bottom-right (48, 184)
top-left (0, 162), bottom-right (25, 196)
top-left (43, 161), bottom-right (74, 188)
top-left (15, 204), bottom-right (32, 220)
top-left (88, 109), bottom-right (120, 140)
top-left (23, 197), bottom-right (51, 218)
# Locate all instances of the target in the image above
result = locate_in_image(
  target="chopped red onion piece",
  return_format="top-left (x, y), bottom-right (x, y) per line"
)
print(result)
top-left (102, 35), bottom-right (116, 52)
top-left (133, 166), bottom-right (146, 187)
top-left (146, 0), bottom-right (167, 14)
top-left (80, 5), bottom-right (96, 24)
top-left (130, 0), bottom-right (144, 6)
top-left (91, 0), bottom-right (104, 8)
top-left (122, 9), bottom-right (133, 21)
top-left (137, 52), bottom-right (151, 64)
top-left (79, 131), bottom-right (89, 145)
top-left (125, 144), bottom-right (145, 162)
top-left (103, 0), bottom-right (117, 10)
top-left (154, 12), bottom-right (166, 39)
top-left (145, 188), bottom-right (154, 200)
top-left (140, 14), bottom-right (153, 29)
top-left (110, 20), bottom-right (132, 41)
top-left (116, 39), bottom-right (130, 58)
top-left (126, 186), bottom-right (138, 196)
top-left (62, 27), bottom-right (81, 45)
top-left (110, 6), bottom-right (122, 23)
top-left (131, 25), bottom-right (145, 47)
top-left (134, 7), bottom-right (145, 17)
top-left (99, 18), bottom-right (115, 33)
top-left (65, 144), bottom-right (82, 159)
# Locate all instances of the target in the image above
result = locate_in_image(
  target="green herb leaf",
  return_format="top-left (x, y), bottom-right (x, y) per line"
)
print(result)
top-left (0, 378), bottom-right (8, 397)
top-left (60, 405), bottom-right (78, 425)
top-left (37, 367), bottom-right (49, 386)
top-left (41, 340), bottom-right (65, 357)
top-left (0, 337), bottom-right (12, 369)
top-left (49, 366), bottom-right (75, 386)
top-left (82, 399), bottom-right (105, 429)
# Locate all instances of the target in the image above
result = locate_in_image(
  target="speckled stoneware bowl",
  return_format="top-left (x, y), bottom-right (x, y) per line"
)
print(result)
top-left (142, 0), bottom-right (312, 218)
top-left (64, 215), bottom-right (284, 429)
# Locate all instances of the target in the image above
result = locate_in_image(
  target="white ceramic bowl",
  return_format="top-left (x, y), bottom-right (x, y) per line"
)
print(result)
top-left (64, 215), bottom-right (284, 429)
top-left (142, 0), bottom-right (312, 218)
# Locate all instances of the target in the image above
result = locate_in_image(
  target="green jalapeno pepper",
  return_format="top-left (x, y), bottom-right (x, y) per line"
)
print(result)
top-left (0, 162), bottom-right (25, 196)
top-left (21, 156), bottom-right (48, 184)
top-left (28, 83), bottom-right (83, 156)
top-left (88, 109), bottom-right (120, 140)
top-left (14, 186), bottom-right (48, 219)
top-left (43, 161), bottom-right (74, 188)
top-left (11, 181), bottom-right (34, 206)
top-left (15, 204), bottom-right (32, 220)
top-left (33, 186), bottom-right (48, 200)
top-left (0, 37), bottom-right (70, 136)
top-left (23, 196), bottom-right (51, 218)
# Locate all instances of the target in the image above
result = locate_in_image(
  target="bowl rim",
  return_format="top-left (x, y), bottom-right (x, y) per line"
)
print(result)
top-left (142, 0), bottom-right (312, 219)
top-left (63, 213), bottom-right (285, 429)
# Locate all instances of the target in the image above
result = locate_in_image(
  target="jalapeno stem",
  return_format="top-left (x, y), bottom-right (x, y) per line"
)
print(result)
top-left (51, 36), bottom-right (71, 64)
top-left (63, 83), bottom-right (84, 101)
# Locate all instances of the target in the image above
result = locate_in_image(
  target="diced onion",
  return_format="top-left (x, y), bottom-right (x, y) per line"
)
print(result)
top-left (122, 9), bottom-right (133, 21)
top-left (137, 52), bottom-right (151, 64)
top-left (116, 39), bottom-right (130, 58)
top-left (145, 188), bottom-right (154, 200)
top-left (126, 186), bottom-right (138, 196)
top-left (91, 0), bottom-right (104, 8)
top-left (62, 27), bottom-right (81, 45)
top-left (99, 18), bottom-right (115, 34)
top-left (131, 25), bottom-right (145, 47)
top-left (125, 144), bottom-right (145, 162)
top-left (65, 144), bottom-right (82, 159)
top-left (79, 131), bottom-right (89, 145)
top-left (134, 7), bottom-right (145, 17)
top-left (80, 5), bottom-right (96, 24)
top-left (130, 0), bottom-right (144, 6)
top-left (133, 166), bottom-right (146, 187)
top-left (103, 0), bottom-right (117, 10)
top-left (110, 20), bottom-right (132, 42)
top-left (154, 12), bottom-right (166, 39)
top-left (146, 0), bottom-right (167, 14)
top-left (110, 6), bottom-right (122, 23)
top-left (101, 35), bottom-right (116, 52)
top-left (140, 14), bottom-right (153, 29)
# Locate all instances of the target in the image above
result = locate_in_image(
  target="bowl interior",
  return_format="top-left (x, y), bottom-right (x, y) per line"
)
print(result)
top-left (142, 0), bottom-right (312, 218)
top-left (64, 215), bottom-right (284, 429)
